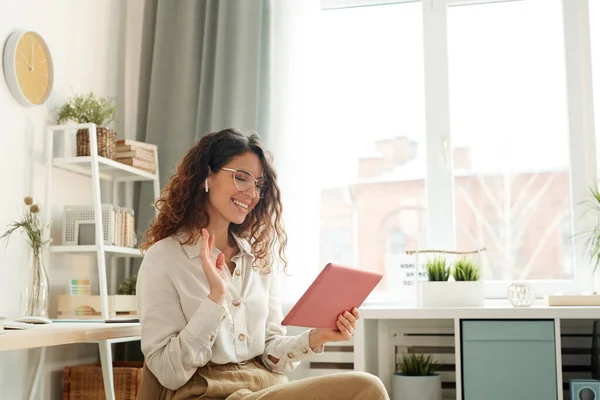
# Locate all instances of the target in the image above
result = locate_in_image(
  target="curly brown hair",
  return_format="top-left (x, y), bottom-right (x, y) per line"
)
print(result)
top-left (140, 128), bottom-right (288, 273)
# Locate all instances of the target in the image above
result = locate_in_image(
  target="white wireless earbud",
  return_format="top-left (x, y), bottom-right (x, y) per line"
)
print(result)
top-left (205, 178), bottom-right (209, 193)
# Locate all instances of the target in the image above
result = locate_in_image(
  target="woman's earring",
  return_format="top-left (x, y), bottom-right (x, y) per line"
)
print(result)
top-left (205, 178), bottom-right (209, 193)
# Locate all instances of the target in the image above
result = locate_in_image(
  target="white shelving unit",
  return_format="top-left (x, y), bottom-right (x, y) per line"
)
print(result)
top-left (50, 245), bottom-right (144, 257)
top-left (43, 123), bottom-right (160, 400)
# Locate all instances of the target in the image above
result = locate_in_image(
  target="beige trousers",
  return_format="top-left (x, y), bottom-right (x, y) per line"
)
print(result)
top-left (137, 360), bottom-right (389, 400)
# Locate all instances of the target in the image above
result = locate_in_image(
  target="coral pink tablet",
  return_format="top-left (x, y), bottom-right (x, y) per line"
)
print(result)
top-left (281, 263), bottom-right (383, 329)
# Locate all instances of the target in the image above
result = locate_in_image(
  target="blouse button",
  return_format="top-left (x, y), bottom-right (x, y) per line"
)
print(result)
top-left (238, 333), bottom-right (246, 341)
top-left (210, 334), bottom-right (215, 342)
top-left (287, 352), bottom-right (295, 359)
top-left (301, 348), bottom-right (309, 354)
top-left (235, 270), bottom-right (241, 276)
top-left (232, 300), bottom-right (241, 307)
top-left (221, 315), bottom-right (226, 322)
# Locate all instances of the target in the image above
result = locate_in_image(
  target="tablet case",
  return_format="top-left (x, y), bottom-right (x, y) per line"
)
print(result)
top-left (282, 263), bottom-right (383, 329)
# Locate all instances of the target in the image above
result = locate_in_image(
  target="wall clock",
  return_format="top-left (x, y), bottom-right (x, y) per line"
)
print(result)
top-left (3, 30), bottom-right (54, 107)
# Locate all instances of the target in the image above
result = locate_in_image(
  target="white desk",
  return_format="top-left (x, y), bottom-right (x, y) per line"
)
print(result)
top-left (0, 322), bottom-right (141, 399)
top-left (353, 303), bottom-right (600, 400)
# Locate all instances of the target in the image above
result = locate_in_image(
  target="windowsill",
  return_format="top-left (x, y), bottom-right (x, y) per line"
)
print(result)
top-left (356, 299), bottom-right (600, 320)
top-left (280, 297), bottom-right (548, 316)
top-left (281, 296), bottom-right (549, 314)
top-left (280, 296), bottom-right (600, 324)
top-left (361, 297), bottom-right (546, 308)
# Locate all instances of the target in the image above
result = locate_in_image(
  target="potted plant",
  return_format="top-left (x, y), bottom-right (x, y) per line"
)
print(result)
top-left (57, 92), bottom-right (117, 159)
top-left (419, 256), bottom-right (450, 307)
top-left (420, 256), bottom-right (484, 307)
top-left (548, 184), bottom-right (600, 305)
top-left (581, 185), bottom-right (600, 290)
top-left (116, 275), bottom-right (138, 315)
top-left (450, 257), bottom-right (485, 306)
top-left (117, 275), bottom-right (137, 296)
top-left (1, 197), bottom-right (52, 317)
top-left (392, 352), bottom-right (441, 400)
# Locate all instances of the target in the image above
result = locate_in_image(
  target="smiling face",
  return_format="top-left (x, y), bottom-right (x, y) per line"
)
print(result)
top-left (205, 151), bottom-right (264, 226)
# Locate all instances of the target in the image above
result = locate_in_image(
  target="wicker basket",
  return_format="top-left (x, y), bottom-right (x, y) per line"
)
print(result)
top-left (63, 361), bottom-right (143, 400)
top-left (76, 127), bottom-right (116, 159)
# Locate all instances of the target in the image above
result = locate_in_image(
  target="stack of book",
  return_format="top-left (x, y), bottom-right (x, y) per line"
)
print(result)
top-left (115, 139), bottom-right (157, 173)
top-left (117, 207), bottom-right (136, 248)
top-left (63, 204), bottom-right (136, 248)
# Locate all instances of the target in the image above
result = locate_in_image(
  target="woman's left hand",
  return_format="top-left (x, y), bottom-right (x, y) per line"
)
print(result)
top-left (309, 308), bottom-right (360, 349)
top-left (267, 308), bottom-right (359, 364)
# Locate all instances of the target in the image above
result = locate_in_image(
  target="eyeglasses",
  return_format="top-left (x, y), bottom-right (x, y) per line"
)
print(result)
top-left (221, 168), bottom-right (270, 199)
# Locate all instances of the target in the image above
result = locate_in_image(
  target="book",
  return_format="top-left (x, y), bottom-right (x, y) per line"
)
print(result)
top-left (115, 139), bottom-right (157, 152)
top-left (70, 279), bottom-right (92, 296)
top-left (115, 149), bottom-right (155, 162)
top-left (3, 320), bottom-right (34, 330)
top-left (105, 317), bottom-right (139, 323)
top-left (52, 319), bottom-right (105, 323)
top-left (116, 157), bottom-right (156, 173)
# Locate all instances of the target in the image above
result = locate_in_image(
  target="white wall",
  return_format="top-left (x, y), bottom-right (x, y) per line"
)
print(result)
top-left (0, 1), bottom-right (143, 398)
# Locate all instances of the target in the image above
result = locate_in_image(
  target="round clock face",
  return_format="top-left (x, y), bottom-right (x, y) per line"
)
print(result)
top-left (3, 30), bottom-right (54, 107)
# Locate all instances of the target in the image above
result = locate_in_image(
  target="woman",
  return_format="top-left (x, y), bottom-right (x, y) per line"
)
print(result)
top-left (136, 128), bottom-right (389, 399)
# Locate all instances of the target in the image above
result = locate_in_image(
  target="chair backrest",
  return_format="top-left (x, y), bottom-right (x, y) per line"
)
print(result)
top-left (136, 361), bottom-right (167, 400)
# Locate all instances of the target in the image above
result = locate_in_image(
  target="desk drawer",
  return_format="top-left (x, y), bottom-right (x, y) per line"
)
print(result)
top-left (461, 320), bottom-right (557, 400)
top-left (462, 319), bottom-right (555, 341)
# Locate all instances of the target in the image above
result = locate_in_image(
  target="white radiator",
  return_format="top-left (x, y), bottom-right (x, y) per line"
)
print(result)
top-left (284, 325), bottom-right (355, 381)
top-left (306, 338), bottom-right (355, 377)
top-left (388, 320), bottom-right (456, 400)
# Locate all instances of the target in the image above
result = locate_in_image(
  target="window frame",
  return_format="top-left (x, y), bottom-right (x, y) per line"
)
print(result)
top-left (319, 0), bottom-right (598, 299)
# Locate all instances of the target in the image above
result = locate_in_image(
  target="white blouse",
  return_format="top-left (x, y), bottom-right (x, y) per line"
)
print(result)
top-left (136, 233), bottom-right (321, 391)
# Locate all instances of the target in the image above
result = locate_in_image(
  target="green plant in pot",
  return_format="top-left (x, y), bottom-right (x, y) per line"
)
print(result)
top-left (396, 353), bottom-right (439, 376)
top-left (1, 197), bottom-right (52, 318)
top-left (57, 92), bottom-right (117, 159)
top-left (425, 256), bottom-right (450, 281)
top-left (117, 276), bottom-right (136, 295)
top-left (581, 185), bottom-right (600, 282)
top-left (392, 352), bottom-right (441, 400)
top-left (452, 257), bottom-right (480, 281)
top-left (420, 253), bottom-right (484, 307)
top-left (115, 275), bottom-right (137, 318)
top-left (420, 256), bottom-right (449, 308)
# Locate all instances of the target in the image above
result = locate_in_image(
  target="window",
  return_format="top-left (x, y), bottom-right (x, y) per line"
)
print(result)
top-left (380, 210), bottom-right (427, 302)
top-left (592, 0), bottom-right (600, 163)
top-left (319, 226), bottom-right (353, 267)
top-left (312, 0), bottom-right (597, 301)
top-left (562, 216), bottom-right (574, 275)
top-left (316, 2), bottom-right (426, 300)
top-left (448, 0), bottom-right (573, 284)
top-left (387, 228), bottom-right (406, 255)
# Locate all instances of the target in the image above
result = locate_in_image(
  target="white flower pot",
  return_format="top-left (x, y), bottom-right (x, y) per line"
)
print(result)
top-left (419, 281), bottom-right (484, 307)
top-left (391, 373), bottom-right (441, 400)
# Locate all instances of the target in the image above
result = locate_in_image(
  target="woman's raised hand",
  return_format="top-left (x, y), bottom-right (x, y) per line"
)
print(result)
top-left (200, 228), bottom-right (229, 305)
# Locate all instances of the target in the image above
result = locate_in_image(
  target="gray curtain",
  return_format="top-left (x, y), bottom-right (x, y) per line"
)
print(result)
top-left (134, 0), bottom-right (273, 238)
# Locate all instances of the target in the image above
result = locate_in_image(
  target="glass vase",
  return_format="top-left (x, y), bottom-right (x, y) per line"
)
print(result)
top-left (25, 249), bottom-right (50, 318)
